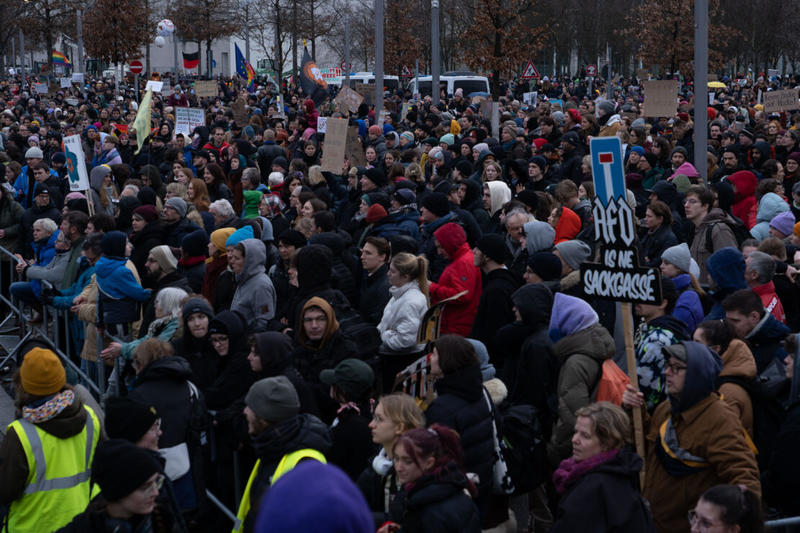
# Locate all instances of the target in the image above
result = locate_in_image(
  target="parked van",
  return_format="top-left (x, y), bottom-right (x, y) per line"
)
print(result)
top-left (346, 72), bottom-right (400, 92)
top-left (406, 72), bottom-right (490, 97)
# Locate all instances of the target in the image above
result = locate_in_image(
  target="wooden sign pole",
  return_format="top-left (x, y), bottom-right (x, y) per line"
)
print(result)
top-left (621, 302), bottom-right (646, 487)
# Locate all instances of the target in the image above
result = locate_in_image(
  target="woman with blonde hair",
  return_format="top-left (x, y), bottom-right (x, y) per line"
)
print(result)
top-left (550, 402), bottom-right (654, 532)
top-left (187, 178), bottom-right (214, 232)
top-left (378, 252), bottom-right (429, 350)
top-left (357, 392), bottom-right (426, 528)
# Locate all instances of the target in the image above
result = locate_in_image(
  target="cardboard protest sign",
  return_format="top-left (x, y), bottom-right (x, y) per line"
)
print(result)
top-left (333, 86), bottom-right (363, 114)
top-left (763, 89), bottom-right (799, 113)
top-left (34, 83), bottom-right (49, 95)
top-left (320, 118), bottom-right (348, 172)
top-left (346, 126), bottom-right (366, 168)
top-left (174, 107), bottom-right (205, 138)
top-left (60, 77), bottom-right (72, 89)
top-left (231, 96), bottom-right (248, 125)
top-left (642, 80), bottom-right (678, 117)
top-left (145, 80), bottom-right (164, 93)
top-left (194, 80), bottom-right (217, 98)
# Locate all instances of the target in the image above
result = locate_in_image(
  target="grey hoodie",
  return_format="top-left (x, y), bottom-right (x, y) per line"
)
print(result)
top-left (230, 238), bottom-right (277, 331)
top-left (523, 220), bottom-right (556, 255)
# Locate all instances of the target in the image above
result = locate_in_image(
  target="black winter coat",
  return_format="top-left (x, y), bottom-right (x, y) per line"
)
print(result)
top-left (640, 224), bottom-right (678, 268)
top-left (388, 462), bottom-right (481, 533)
top-left (162, 217), bottom-right (201, 249)
top-left (328, 405), bottom-right (377, 481)
top-left (357, 454), bottom-right (400, 528)
top-left (358, 264), bottom-right (392, 326)
top-left (128, 356), bottom-right (197, 449)
top-left (129, 221), bottom-right (164, 279)
top-left (470, 268), bottom-right (521, 361)
top-left (424, 364), bottom-right (493, 517)
top-left (170, 334), bottom-right (221, 393)
top-left (551, 448), bottom-right (656, 533)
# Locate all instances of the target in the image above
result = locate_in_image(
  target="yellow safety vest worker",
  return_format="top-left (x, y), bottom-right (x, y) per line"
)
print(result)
top-left (231, 448), bottom-right (326, 533)
top-left (4, 405), bottom-right (101, 533)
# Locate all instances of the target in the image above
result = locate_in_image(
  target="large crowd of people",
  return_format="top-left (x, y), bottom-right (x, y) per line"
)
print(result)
top-left (0, 69), bottom-right (799, 533)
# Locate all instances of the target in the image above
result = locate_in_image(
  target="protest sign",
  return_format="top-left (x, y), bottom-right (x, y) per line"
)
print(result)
top-left (231, 96), bottom-right (248, 125)
top-left (72, 73), bottom-right (84, 84)
top-left (145, 80), bottom-right (164, 93)
top-left (763, 89), bottom-right (799, 113)
top-left (320, 118), bottom-right (348, 172)
top-left (333, 86), bottom-right (363, 114)
top-left (63, 135), bottom-right (91, 192)
top-left (642, 80), bottom-right (678, 117)
top-left (34, 83), bottom-right (49, 95)
top-left (174, 108), bottom-right (205, 138)
top-left (523, 91), bottom-right (538, 105)
top-left (346, 126), bottom-right (366, 167)
top-left (194, 80), bottom-right (217, 98)
top-left (60, 77), bottom-right (72, 89)
top-left (317, 117), bottom-right (328, 133)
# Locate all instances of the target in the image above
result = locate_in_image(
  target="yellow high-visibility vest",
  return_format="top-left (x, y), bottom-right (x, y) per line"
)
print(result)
top-left (5, 405), bottom-right (101, 533)
top-left (231, 448), bottom-right (326, 533)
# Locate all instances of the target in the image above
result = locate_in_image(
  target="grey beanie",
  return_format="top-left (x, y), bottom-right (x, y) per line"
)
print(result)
top-left (597, 99), bottom-right (615, 117)
top-left (671, 146), bottom-right (688, 159)
top-left (661, 243), bottom-right (692, 274)
top-left (164, 197), bottom-right (187, 218)
top-left (554, 240), bottom-right (591, 270)
top-left (245, 376), bottom-right (300, 423)
top-left (148, 245), bottom-right (178, 274)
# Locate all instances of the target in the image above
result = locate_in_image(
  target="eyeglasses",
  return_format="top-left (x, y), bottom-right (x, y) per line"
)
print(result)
top-left (666, 361), bottom-right (688, 374)
top-left (688, 509), bottom-right (723, 532)
top-left (683, 198), bottom-right (700, 205)
top-left (139, 473), bottom-right (165, 496)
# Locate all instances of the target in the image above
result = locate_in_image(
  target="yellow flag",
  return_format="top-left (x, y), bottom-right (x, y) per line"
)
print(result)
top-left (133, 88), bottom-right (153, 155)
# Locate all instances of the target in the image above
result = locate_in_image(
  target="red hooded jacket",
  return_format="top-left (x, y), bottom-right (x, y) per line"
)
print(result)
top-left (429, 223), bottom-right (482, 336)
top-left (728, 170), bottom-right (758, 227)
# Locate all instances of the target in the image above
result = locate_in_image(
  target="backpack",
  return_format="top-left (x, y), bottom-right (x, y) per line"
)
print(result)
top-left (592, 359), bottom-right (630, 406)
top-left (716, 360), bottom-right (788, 470)
top-left (704, 218), bottom-right (750, 253)
top-left (497, 403), bottom-right (549, 495)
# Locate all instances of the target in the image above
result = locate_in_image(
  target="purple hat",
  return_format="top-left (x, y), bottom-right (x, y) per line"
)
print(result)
top-left (770, 211), bottom-right (796, 237)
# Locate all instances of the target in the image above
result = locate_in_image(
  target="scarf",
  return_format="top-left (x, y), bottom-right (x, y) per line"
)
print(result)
top-left (23, 389), bottom-right (75, 424)
top-left (552, 448), bottom-right (619, 494)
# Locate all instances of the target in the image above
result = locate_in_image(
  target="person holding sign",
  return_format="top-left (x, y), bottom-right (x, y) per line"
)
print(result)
top-left (622, 341), bottom-right (760, 533)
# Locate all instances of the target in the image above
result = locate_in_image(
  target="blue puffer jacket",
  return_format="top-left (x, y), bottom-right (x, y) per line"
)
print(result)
top-left (94, 256), bottom-right (151, 326)
top-left (29, 230), bottom-right (59, 298)
top-left (671, 274), bottom-right (704, 334)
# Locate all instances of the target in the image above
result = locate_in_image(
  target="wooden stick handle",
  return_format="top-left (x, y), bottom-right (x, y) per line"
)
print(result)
top-left (621, 302), bottom-right (646, 488)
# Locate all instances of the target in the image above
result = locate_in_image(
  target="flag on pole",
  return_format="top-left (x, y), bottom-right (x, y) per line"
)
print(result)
top-left (234, 43), bottom-right (255, 91)
top-left (52, 50), bottom-right (71, 65)
top-left (299, 46), bottom-right (328, 106)
top-left (132, 89), bottom-right (153, 155)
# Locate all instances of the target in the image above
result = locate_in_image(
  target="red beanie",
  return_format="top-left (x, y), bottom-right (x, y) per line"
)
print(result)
top-left (567, 109), bottom-right (582, 124)
top-left (365, 204), bottom-right (387, 223)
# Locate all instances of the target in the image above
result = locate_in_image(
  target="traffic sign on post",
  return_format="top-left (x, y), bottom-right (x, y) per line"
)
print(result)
top-left (586, 64), bottom-right (597, 77)
top-left (129, 60), bottom-right (143, 74)
top-left (521, 60), bottom-right (540, 80)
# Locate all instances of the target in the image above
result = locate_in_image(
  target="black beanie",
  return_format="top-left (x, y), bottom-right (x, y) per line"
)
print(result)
top-left (105, 396), bottom-right (159, 443)
top-left (363, 167), bottom-right (387, 188)
top-left (527, 252), bottom-right (562, 281)
top-left (455, 160), bottom-right (473, 177)
top-left (91, 439), bottom-right (163, 502)
top-left (476, 234), bottom-right (508, 264)
top-left (100, 231), bottom-right (127, 257)
top-left (422, 192), bottom-right (450, 217)
top-left (516, 190), bottom-right (539, 211)
top-left (181, 229), bottom-right (209, 258)
top-left (181, 297), bottom-right (214, 324)
top-left (278, 229), bottom-right (307, 249)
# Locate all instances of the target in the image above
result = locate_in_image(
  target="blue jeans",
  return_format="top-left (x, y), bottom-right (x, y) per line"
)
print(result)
top-left (9, 281), bottom-right (38, 306)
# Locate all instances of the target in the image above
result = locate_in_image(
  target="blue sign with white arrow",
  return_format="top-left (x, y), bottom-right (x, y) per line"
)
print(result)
top-left (590, 136), bottom-right (626, 208)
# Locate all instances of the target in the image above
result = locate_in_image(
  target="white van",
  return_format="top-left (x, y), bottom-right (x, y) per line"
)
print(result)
top-left (406, 72), bottom-right (490, 97)
top-left (346, 72), bottom-right (401, 92)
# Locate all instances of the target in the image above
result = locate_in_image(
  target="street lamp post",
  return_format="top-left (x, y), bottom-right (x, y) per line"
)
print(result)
top-left (431, 0), bottom-right (440, 106)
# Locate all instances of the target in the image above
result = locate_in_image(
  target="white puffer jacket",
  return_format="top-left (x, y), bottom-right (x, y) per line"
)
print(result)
top-left (377, 280), bottom-right (428, 351)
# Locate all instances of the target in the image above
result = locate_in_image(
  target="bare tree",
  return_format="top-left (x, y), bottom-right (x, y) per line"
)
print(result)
top-left (169, 0), bottom-right (240, 76)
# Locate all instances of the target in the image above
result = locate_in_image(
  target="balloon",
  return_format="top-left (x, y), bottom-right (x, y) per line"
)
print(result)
top-left (157, 19), bottom-right (175, 37)
top-left (154, 36), bottom-right (166, 48)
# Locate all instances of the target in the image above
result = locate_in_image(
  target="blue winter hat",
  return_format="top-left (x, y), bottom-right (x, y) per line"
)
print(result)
top-left (100, 231), bottom-right (127, 258)
top-left (630, 145), bottom-right (646, 156)
top-left (225, 225), bottom-right (254, 247)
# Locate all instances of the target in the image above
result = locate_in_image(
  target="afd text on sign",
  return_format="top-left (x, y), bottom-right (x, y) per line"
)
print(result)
top-left (581, 137), bottom-right (661, 305)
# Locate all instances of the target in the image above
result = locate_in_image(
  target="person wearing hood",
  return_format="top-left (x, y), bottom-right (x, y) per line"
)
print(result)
top-left (482, 180), bottom-right (512, 234)
top-left (693, 320), bottom-right (757, 438)
top-left (550, 402), bottom-right (655, 533)
top-left (728, 170), bottom-right (759, 227)
top-left (418, 192), bottom-right (460, 282)
top-left (423, 335), bottom-right (493, 527)
top-left (469, 234), bottom-right (522, 361)
top-left (623, 341), bottom-right (761, 533)
top-left (170, 297), bottom-right (220, 392)
top-left (749, 192), bottom-right (790, 241)
top-left (685, 186), bottom-right (739, 284)
top-left (505, 284), bottom-right (558, 429)
top-left (547, 293), bottom-right (615, 466)
top-left (748, 141), bottom-right (773, 175)
top-left (229, 238), bottom-right (277, 332)
top-left (428, 222), bottom-right (482, 336)
top-left (634, 278), bottom-right (691, 411)
top-left (127, 338), bottom-right (205, 511)
top-left (88, 164), bottom-right (120, 217)
top-left (204, 310), bottom-right (257, 411)
top-left (293, 297), bottom-right (358, 422)
top-left (0, 347), bottom-right (102, 533)
top-left (128, 204), bottom-right (164, 277)
top-left (704, 246), bottom-right (748, 320)
top-left (233, 376), bottom-right (332, 533)
top-left (248, 332), bottom-right (319, 417)
top-left (744, 251), bottom-right (785, 323)
top-left (596, 99), bottom-right (622, 138)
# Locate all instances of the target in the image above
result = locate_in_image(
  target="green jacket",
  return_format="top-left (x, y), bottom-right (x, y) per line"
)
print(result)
top-left (63, 236), bottom-right (86, 287)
